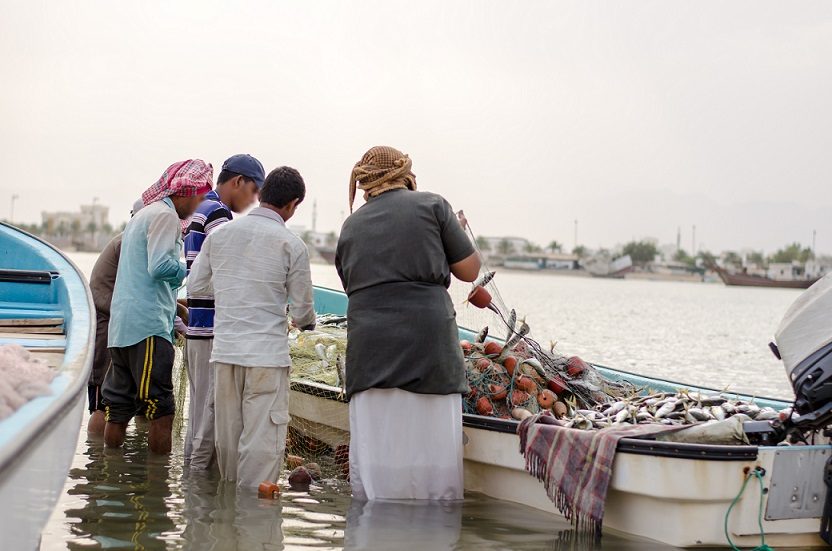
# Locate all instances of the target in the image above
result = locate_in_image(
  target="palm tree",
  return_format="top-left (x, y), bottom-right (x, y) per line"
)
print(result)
top-left (697, 250), bottom-right (717, 268)
top-left (523, 241), bottom-right (542, 254)
top-left (475, 236), bottom-right (492, 252)
top-left (723, 251), bottom-right (743, 267)
top-left (547, 240), bottom-right (562, 253)
top-left (497, 239), bottom-right (514, 256)
top-left (572, 245), bottom-right (586, 258)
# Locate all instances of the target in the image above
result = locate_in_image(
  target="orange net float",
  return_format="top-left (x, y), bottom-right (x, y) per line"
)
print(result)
top-left (467, 285), bottom-right (492, 309)
top-left (258, 481), bottom-right (280, 499)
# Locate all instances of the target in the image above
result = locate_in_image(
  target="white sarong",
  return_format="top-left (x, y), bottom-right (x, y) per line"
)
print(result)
top-left (349, 388), bottom-right (463, 501)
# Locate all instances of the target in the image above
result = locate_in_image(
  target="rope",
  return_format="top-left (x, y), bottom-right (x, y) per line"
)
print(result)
top-left (724, 467), bottom-right (775, 551)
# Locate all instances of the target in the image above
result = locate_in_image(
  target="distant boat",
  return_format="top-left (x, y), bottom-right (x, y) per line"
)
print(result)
top-left (0, 223), bottom-right (94, 550)
top-left (315, 245), bottom-right (336, 265)
top-left (714, 266), bottom-right (819, 289)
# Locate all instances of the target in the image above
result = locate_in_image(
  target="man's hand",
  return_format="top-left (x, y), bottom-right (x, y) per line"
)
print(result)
top-left (174, 316), bottom-right (187, 336)
top-left (457, 210), bottom-right (468, 230)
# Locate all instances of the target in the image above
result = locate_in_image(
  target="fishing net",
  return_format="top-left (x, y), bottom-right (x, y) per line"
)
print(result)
top-left (448, 222), bottom-right (638, 417)
top-left (173, 336), bottom-right (188, 437)
top-left (286, 317), bottom-right (351, 480)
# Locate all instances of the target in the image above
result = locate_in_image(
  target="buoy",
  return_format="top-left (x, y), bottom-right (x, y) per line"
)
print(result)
top-left (468, 286), bottom-right (492, 309)
top-left (258, 481), bottom-right (280, 499)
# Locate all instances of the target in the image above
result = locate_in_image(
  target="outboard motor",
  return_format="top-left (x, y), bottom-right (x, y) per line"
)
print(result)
top-left (743, 274), bottom-right (832, 544)
top-left (772, 273), bottom-right (832, 430)
top-left (745, 274), bottom-right (832, 444)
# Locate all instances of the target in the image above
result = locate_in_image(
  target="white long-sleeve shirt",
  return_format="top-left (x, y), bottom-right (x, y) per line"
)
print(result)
top-left (188, 207), bottom-right (316, 368)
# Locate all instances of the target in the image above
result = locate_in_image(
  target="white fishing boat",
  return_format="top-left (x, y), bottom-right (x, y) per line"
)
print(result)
top-left (0, 223), bottom-right (95, 550)
top-left (289, 285), bottom-right (832, 549)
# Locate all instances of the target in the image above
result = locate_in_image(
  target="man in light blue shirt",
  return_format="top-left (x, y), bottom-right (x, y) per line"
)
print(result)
top-left (102, 159), bottom-right (213, 454)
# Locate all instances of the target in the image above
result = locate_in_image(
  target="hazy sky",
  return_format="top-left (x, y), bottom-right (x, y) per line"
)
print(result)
top-left (1, 1), bottom-right (830, 254)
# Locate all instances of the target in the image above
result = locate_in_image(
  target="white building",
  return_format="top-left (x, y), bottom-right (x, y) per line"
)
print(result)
top-left (504, 253), bottom-right (579, 270)
top-left (42, 204), bottom-right (109, 235)
top-left (480, 236), bottom-right (532, 255)
top-left (288, 225), bottom-right (337, 248)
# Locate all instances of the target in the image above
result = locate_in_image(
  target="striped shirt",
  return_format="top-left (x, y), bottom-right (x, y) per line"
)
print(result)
top-left (184, 190), bottom-right (232, 339)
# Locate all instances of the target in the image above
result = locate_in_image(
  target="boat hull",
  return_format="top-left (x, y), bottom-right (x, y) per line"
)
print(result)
top-left (0, 223), bottom-right (94, 550)
top-left (288, 383), bottom-right (827, 548)
top-left (715, 267), bottom-right (819, 289)
top-left (0, 383), bottom-right (85, 549)
top-left (291, 286), bottom-right (830, 548)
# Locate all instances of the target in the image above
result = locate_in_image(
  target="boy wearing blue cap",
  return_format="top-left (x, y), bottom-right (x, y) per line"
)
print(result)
top-left (184, 153), bottom-right (265, 469)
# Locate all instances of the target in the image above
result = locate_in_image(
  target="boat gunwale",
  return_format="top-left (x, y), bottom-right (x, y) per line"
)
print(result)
top-left (0, 223), bottom-right (95, 475)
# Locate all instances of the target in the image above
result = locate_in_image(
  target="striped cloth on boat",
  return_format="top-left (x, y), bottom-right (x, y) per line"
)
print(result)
top-left (517, 412), bottom-right (682, 536)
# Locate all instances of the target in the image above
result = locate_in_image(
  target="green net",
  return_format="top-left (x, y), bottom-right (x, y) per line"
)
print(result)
top-left (286, 321), bottom-right (351, 480)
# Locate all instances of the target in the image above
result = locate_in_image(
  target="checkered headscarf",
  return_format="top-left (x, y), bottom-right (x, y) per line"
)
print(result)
top-left (349, 146), bottom-right (417, 212)
top-left (141, 159), bottom-right (214, 205)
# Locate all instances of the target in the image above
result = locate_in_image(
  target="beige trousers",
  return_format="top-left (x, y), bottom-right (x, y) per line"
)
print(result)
top-left (213, 363), bottom-right (290, 489)
top-left (184, 339), bottom-right (215, 469)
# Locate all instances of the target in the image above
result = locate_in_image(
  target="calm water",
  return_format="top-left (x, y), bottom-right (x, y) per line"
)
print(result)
top-left (40, 252), bottom-right (803, 550)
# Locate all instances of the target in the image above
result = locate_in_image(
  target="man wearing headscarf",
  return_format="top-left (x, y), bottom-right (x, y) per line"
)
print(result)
top-left (86, 199), bottom-right (146, 436)
top-left (337, 146), bottom-right (481, 500)
top-left (102, 159), bottom-right (213, 454)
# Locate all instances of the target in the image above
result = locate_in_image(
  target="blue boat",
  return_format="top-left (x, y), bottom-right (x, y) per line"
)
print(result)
top-left (287, 286), bottom-right (831, 548)
top-left (0, 223), bottom-right (94, 550)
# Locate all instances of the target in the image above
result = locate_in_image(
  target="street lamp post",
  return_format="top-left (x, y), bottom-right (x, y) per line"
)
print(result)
top-left (10, 194), bottom-right (19, 223)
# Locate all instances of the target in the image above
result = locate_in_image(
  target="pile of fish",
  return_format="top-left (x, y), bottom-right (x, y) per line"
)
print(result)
top-left (461, 336), bottom-right (784, 430)
top-left (556, 390), bottom-right (783, 430)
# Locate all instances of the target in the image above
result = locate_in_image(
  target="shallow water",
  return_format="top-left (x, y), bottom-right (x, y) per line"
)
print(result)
top-left (43, 416), bottom-right (682, 550)
top-left (42, 253), bottom-right (804, 550)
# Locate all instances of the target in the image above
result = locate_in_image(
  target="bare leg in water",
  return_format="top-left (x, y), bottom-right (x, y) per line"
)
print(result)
top-left (104, 421), bottom-right (128, 448)
top-left (87, 410), bottom-right (106, 435)
top-left (149, 414), bottom-right (174, 455)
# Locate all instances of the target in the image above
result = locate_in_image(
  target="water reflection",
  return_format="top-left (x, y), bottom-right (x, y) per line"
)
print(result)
top-left (48, 412), bottom-right (683, 550)
top-left (64, 426), bottom-right (177, 550)
top-left (345, 500), bottom-right (462, 550)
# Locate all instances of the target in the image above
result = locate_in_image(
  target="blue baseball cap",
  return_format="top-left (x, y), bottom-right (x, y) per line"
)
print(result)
top-left (221, 154), bottom-right (266, 189)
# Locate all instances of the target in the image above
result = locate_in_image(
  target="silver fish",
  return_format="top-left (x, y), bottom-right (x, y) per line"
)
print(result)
top-left (710, 405), bottom-right (726, 421)
top-left (605, 401), bottom-right (628, 416)
top-left (755, 407), bottom-right (778, 421)
top-left (699, 396), bottom-right (727, 407)
top-left (688, 408), bottom-right (711, 421)
top-left (326, 344), bottom-right (337, 361)
top-left (636, 411), bottom-right (653, 422)
top-left (503, 319), bottom-right (530, 352)
top-left (737, 404), bottom-right (760, 418)
top-left (655, 400), bottom-right (678, 419)
top-left (336, 355), bottom-right (346, 397)
top-left (505, 309), bottom-right (517, 342)
top-left (573, 416), bottom-right (594, 430)
top-left (614, 408), bottom-right (632, 424)
top-left (473, 271), bottom-right (496, 288)
top-left (476, 326), bottom-right (489, 344)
